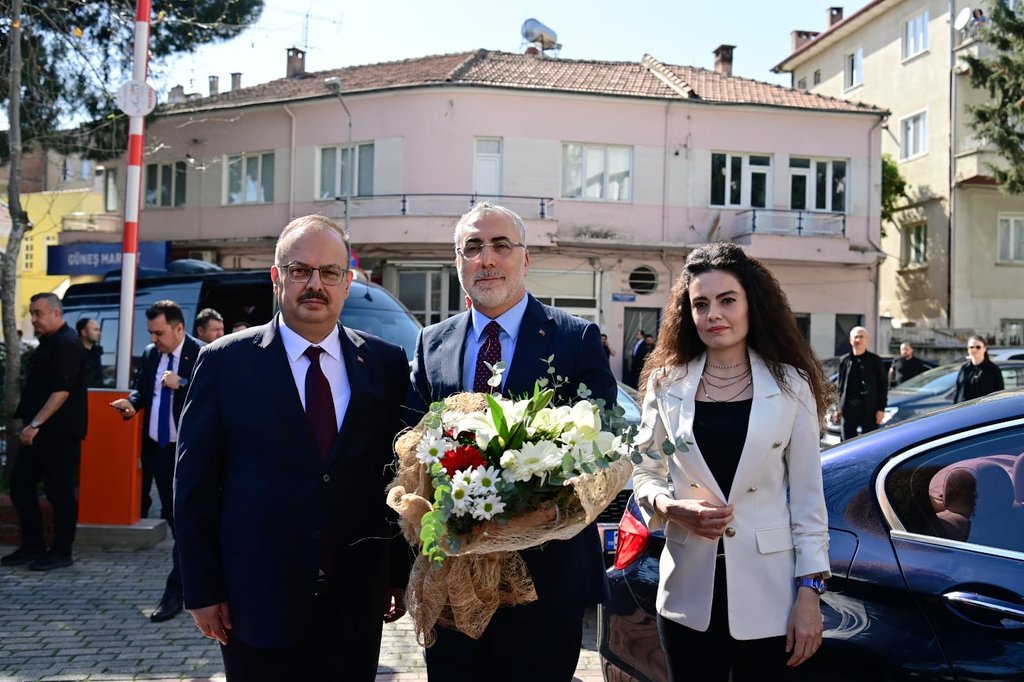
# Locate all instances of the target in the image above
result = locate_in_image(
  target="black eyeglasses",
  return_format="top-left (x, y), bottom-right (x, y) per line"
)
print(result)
top-left (455, 241), bottom-right (526, 260)
top-left (278, 261), bottom-right (349, 286)
top-left (968, 345), bottom-right (984, 350)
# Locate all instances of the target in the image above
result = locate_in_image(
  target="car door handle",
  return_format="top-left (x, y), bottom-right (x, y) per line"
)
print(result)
top-left (942, 590), bottom-right (1024, 624)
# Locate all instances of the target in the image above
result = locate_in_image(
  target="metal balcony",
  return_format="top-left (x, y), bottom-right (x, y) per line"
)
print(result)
top-left (734, 208), bottom-right (845, 237)
top-left (334, 194), bottom-right (556, 220)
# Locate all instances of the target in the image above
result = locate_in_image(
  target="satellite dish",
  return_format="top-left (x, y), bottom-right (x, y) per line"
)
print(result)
top-left (953, 7), bottom-right (973, 31)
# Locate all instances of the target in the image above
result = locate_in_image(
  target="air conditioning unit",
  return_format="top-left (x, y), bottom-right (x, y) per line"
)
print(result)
top-left (188, 250), bottom-right (218, 263)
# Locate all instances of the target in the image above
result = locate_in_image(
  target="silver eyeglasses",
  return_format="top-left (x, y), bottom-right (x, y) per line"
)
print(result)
top-left (278, 261), bottom-right (349, 286)
top-left (455, 240), bottom-right (526, 260)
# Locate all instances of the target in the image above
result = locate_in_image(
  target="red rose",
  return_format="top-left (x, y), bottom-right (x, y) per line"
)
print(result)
top-left (441, 444), bottom-right (486, 476)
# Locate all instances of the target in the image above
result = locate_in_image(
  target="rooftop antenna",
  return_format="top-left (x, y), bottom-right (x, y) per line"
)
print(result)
top-left (302, 10), bottom-right (310, 52)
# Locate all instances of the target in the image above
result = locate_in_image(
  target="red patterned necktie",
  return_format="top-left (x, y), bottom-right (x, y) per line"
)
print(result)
top-left (473, 321), bottom-right (503, 393)
top-left (303, 346), bottom-right (337, 462)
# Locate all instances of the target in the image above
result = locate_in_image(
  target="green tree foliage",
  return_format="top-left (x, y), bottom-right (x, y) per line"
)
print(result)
top-left (881, 153), bottom-right (909, 238)
top-left (962, 1), bottom-right (1024, 194)
top-left (1, 0), bottom-right (264, 163)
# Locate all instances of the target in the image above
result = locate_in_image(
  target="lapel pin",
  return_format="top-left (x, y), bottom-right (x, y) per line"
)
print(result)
top-left (538, 330), bottom-right (546, 336)
top-left (356, 356), bottom-right (365, 363)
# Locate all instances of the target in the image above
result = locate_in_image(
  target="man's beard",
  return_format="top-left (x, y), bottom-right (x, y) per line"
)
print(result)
top-left (460, 266), bottom-right (526, 310)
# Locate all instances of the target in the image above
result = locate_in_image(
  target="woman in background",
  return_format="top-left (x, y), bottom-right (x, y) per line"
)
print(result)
top-left (954, 335), bottom-right (1003, 403)
top-left (632, 242), bottom-right (834, 681)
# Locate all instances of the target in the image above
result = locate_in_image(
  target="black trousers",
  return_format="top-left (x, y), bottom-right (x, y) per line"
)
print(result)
top-left (10, 433), bottom-right (81, 555)
top-left (142, 437), bottom-right (181, 599)
top-left (840, 407), bottom-right (878, 441)
top-left (219, 582), bottom-right (384, 681)
top-left (425, 601), bottom-right (585, 682)
top-left (657, 557), bottom-right (807, 682)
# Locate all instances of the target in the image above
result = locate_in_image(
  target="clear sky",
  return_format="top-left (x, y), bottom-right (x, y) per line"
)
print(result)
top-left (152, 0), bottom-right (868, 97)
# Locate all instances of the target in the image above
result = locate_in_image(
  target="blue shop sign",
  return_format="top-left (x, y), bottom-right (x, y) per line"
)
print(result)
top-left (48, 241), bottom-right (170, 275)
top-left (612, 292), bottom-right (637, 302)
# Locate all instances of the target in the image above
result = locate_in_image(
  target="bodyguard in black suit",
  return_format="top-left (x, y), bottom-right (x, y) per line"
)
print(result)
top-left (175, 216), bottom-right (410, 681)
top-left (834, 326), bottom-right (888, 440)
top-left (110, 300), bottom-right (201, 622)
top-left (407, 202), bottom-right (616, 682)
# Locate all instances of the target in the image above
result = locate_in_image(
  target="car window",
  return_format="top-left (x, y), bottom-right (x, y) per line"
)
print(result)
top-left (616, 385), bottom-right (642, 425)
top-left (894, 363), bottom-right (960, 394)
top-left (884, 426), bottom-right (1024, 553)
top-left (1002, 368), bottom-right (1022, 390)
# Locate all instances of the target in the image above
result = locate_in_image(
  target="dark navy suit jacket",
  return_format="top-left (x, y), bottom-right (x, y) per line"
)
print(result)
top-left (128, 335), bottom-right (202, 431)
top-left (407, 294), bottom-right (616, 611)
top-left (174, 317), bottom-right (411, 649)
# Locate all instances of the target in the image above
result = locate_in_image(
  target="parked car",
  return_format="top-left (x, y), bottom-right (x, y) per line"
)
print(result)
top-left (60, 262), bottom-right (422, 384)
top-left (986, 347), bottom-right (1024, 362)
top-left (825, 360), bottom-right (1024, 442)
top-left (599, 388), bottom-right (1024, 681)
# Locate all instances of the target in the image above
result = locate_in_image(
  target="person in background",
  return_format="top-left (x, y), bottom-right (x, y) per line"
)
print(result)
top-left (601, 333), bottom-right (616, 361)
top-left (195, 308), bottom-right (225, 344)
top-left (231, 321), bottom-right (249, 333)
top-left (834, 326), bottom-right (887, 440)
top-left (76, 317), bottom-right (105, 388)
top-left (889, 341), bottom-right (928, 387)
top-left (631, 330), bottom-right (654, 389)
top-left (109, 300), bottom-right (203, 623)
top-left (632, 243), bottom-right (833, 681)
top-left (954, 335), bottom-right (1004, 403)
top-left (2, 293), bottom-right (88, 571)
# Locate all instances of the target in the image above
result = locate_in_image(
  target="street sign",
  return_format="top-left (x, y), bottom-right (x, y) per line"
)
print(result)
top-left (612, 293), bottom-right (637, 302)
top-left (115, 80), bottom-right (157, 117)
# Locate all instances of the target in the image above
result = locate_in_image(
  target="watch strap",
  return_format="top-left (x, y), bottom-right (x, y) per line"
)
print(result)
top-left (797, 576), bottom-right (827, 594)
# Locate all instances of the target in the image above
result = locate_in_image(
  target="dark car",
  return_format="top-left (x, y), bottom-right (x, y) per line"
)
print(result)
top-left (825, 360), bottom-right (1024, 441)
top-left (599, 388), bottom-right (1024, 681)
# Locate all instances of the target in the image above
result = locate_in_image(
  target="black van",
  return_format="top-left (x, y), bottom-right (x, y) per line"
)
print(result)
top-left (60, 264), bottom-right (422, 385)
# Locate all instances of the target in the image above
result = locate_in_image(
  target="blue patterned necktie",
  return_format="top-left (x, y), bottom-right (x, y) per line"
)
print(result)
top-left (157, 353), bottom-right (174, 448)
top-left (473, 321), bottom-right (503, 393)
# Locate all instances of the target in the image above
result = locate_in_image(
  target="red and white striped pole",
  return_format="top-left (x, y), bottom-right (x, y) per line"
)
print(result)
top-left (115, 0), bottom-right (154, 389)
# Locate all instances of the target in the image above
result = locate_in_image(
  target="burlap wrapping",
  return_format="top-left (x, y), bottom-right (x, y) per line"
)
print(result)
top-left (387, 392), bottom-right (633, 646)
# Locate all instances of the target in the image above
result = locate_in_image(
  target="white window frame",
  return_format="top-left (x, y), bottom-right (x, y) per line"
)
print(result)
top-left (225, 151), bottom-right (275, 205)
top-left (900, 110), bottom-right (929, 160)
top-left (844, 48), bottom-right (864, 90)
top-left (144, 161), bottom-right (187, 209)
top-left (710, 153), bottom-right (773, 209)
top-left (788, 157), bottom-right (848, 213)
top-left (997, 214), bottom-right (1024, 263)
top-left (902, 10), bottom-right (929, 61)
top-left (317, 142), bottom-right (374, 201)
top-left (560, 143), bottom-right (633, 203)
top-left (901, 222), bottom-right (928, 267)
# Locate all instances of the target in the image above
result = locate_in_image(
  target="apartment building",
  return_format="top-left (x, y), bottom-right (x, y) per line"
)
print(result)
top-left (85, 47), bottom-right (886, 370)
top-left (775, 1), bottom-right (1024, 346)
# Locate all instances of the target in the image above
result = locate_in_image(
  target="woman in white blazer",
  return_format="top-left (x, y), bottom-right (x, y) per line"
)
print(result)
top-left (632, 243), bottom-right (834, 681)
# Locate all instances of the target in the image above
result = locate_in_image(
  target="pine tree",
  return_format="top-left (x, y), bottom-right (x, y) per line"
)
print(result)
top-left (962, 0), bottom-right (1024, 194)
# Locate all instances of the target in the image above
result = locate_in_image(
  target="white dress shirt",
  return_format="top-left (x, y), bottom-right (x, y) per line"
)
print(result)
top-left (148, 339), bottom-right (185, 444)
top-left (278, 317), bottom-right (349, 431)
top-left (461, 294), bottom-right (529, 393)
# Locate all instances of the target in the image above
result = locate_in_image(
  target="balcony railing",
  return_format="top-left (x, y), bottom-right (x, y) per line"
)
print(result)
top-left (61, 212), bottom-right (122, 232)
top-left (334, 194), bottom-right (556, 220)
top-left (734, 209), bottom-right (845, 237)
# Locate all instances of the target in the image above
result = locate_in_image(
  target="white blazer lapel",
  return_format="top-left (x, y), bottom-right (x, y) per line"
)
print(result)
top-left (728, 351), bottom-right (784, 502)
top-left (659, 358), bottom-right (727, 504)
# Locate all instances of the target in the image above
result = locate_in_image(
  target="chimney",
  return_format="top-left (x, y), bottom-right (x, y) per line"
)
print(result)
top-left (829, 7), bottom-right (844, 26)
top-left (524, 45), bottom-right (540, 57)
top-left (168, 85), bottom-right (186, 103)
top-left (287, 47), bottom-right (306, 78)
top-left (208, 75), bottom-right (219, 97)
top-left (231, 72), bottom-right (242, 90)
top-left (713, 45), bottom-right (735, 76)
top-left (791, 30), bottom-right (820, 52)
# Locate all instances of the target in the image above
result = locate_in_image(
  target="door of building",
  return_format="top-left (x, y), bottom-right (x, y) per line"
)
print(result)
top-left (623, 307), bottom-right (661, 387)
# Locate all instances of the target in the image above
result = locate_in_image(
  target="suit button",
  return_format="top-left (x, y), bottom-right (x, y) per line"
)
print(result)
top-left (323, 474), bottom-right (330, 483)
top-left (690, 483), bottom-right (700, 488)
top-left (724, 526), bottom-right (736, 537)
top-left (748, 486), bottom-right (758, 492)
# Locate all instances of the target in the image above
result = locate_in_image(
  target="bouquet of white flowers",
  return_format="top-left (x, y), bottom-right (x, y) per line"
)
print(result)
top-left (388, 381), bottom-right (637, 644)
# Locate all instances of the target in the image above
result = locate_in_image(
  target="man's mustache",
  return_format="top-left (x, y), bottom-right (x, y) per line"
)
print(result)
top-left (473, 270), bottom-right (505, 281)
top-left (299, 291), bottom-right (329, 303)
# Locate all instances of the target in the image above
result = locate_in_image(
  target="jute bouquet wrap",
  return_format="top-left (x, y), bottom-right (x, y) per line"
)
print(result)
top-left (387, 392), bottom-right (632, 646)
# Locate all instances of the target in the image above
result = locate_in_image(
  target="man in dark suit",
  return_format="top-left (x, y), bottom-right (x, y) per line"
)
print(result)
top-left (407, 202), bottom-right (616, 682)
top-left (834, 326), bottom-right (888, 440)
top-left (175, 215), bottom-right (410, 681)
top-left (109, 300), bottom-right (201, 623)
top-left (630, 329), bottom-right (654, 388)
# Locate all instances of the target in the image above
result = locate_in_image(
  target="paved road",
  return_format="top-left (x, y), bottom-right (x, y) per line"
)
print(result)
top-left (0, 537), bottom-right (602, 681)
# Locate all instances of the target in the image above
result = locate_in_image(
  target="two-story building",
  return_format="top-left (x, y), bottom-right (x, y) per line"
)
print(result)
top-left (775, 2), bottom-right (1024, 347)
top-left (92, 47), bottom-right (886, 371)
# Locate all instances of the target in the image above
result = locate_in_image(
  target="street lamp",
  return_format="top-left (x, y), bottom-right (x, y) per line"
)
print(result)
top-left (324, 76), bottom-right (352, 235)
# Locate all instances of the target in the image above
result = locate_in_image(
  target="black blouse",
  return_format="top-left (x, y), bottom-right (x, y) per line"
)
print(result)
top-left (953, 359), bottom-right (1004, 403)
top-left (693, 399), bottom-right (753, 500)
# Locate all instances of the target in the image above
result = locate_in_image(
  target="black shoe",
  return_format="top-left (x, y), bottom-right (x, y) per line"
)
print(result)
top-left (28, 552), bottom-right (74, 571)
top-left (0, 547), bottom-right (45, 567)
top-left (150, 595), bottom-right (183, 622)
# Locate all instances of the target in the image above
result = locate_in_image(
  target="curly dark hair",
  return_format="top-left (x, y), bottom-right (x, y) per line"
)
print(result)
top-left (639, 242), bottom-right (835, 423)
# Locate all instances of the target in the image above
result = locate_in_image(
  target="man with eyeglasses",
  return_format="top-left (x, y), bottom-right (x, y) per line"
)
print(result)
top-left (109, 300), bottom-right (202, 623)
top-left (175, 215), bottom-right (410, 680)
top-left (407, 201), bottom-right (617, 681)
top-left (834, 326), bottom-right (888, 441)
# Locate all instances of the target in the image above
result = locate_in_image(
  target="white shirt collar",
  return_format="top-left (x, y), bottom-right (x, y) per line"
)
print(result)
top-left (166, 338), bottom-right (185, 360)
top-left (470, 293), bottom-right (529, 341)
top-left (278, 315), bottom-right (342, 363)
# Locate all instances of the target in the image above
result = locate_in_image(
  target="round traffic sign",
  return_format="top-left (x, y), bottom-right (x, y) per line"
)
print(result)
top-left (116, 81), bottom-right (157, 117)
